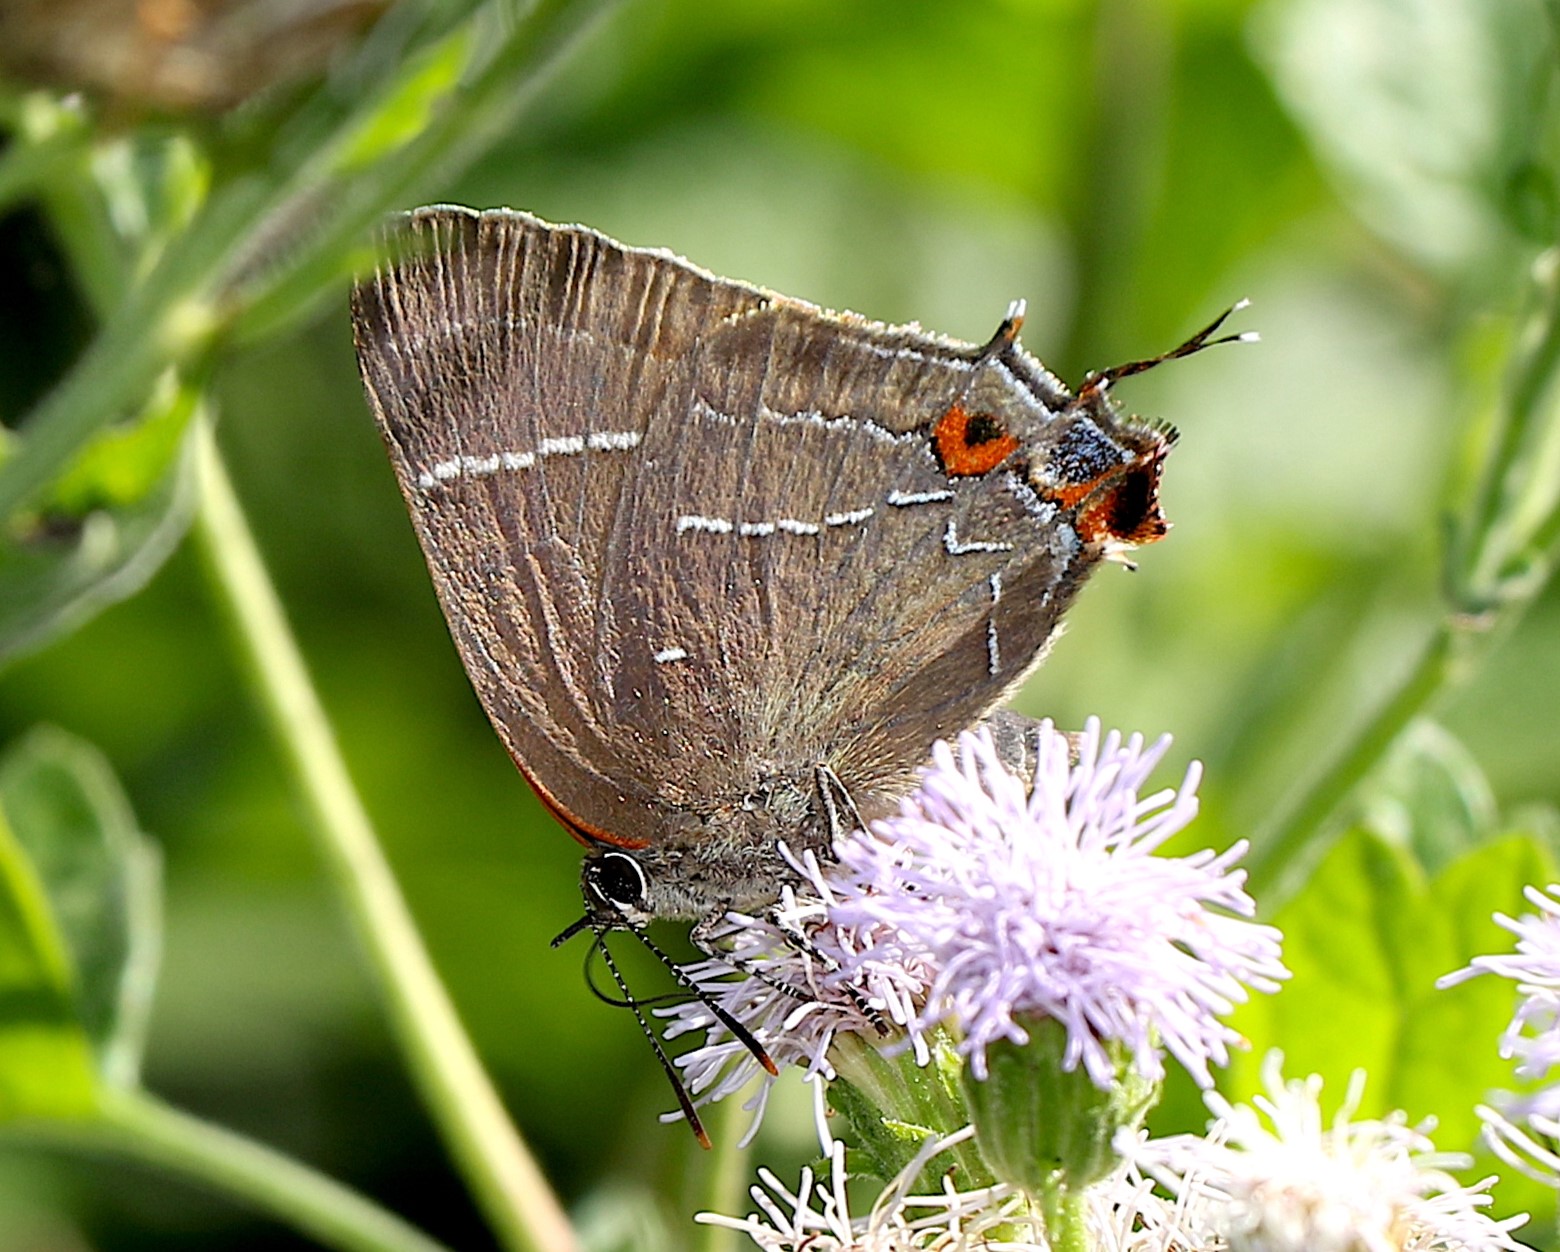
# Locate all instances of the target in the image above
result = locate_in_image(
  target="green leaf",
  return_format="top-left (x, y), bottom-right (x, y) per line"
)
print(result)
top-left (0, 785), bottom-right (97, 1119)
top-left (1359, 719), bottom-right (1500, 875)
top-left (0, 727), bottom-right (162, 1090)
top-left (825, 1030), bottom-right (991, 1188)
top-left (824, 1075), bottom-right (922, 1184)
top-left (331, 28), bottom-right (474, 174)
top-left (0, 380), bottom-right (202, 668)
top-left (1251, 0), bottom-right (1554, 291)
top-left (1230, 826), bottom-right (1555, 1151)
top-left (0, 95), bottom-right (90, 218)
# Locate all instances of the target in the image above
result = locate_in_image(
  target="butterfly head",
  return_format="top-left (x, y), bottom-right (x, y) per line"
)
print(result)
top-left (580, 849), bottom-right (654, 930)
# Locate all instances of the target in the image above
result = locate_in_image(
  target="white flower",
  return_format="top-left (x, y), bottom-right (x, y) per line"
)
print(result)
top-left (1125, 1053), bottom-right (1530, 1252)
top-left (1088, 1163), bottom-right (1219, 1252)
top-left (696, 1086), bottom-right (1035, 1250)
top-left (697, 1084), bottom-right (1230, 1251)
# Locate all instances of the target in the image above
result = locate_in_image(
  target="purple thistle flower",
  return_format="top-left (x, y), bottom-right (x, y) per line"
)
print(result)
top-left (662, 719), bottom-right (1285, 1130)
top-left (826, 719), bottom-right (1286, 1087)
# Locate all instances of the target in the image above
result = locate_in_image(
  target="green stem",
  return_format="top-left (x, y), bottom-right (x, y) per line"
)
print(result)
top-left (1533, 491), bottom-right (1560, 561)
top-left (230, 0), bottom-right (619, 342)
top-left (1454, 252), bottom-right (1560, 601)
top-left (1038, 1181), bottom-right (1090, 1252)
top-left (1249, 249), bottom-right (1560, 909)
top-left (695, 1079), bottom-right (756, 1252)
top-left (13, 1088), bottom-right (450, 1252)
top-left (189, 422), bottom-right (577, 1252)
top-left (0, 181), bottom-right (263, 518)
top-left (0, 0), bottom-right (616, 520)
top-left (1245, 625), bottom-right (1456, 904)
top-left (1057, 0), bottom-right (1172, 378)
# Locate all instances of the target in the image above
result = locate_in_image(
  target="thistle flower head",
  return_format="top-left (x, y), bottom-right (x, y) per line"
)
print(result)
top-left (826, 720), bottom-right (1286, 1088)
top-left (663, 719), bottom-right (1286, 1129)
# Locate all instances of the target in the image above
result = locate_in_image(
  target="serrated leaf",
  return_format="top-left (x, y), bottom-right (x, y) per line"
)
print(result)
top-left (824, 1075), bottom-right (918, 1183)
top-left (0, 379), bottom-right (201, 668)
top-left (1229, 826), bottom-right (1555, 1151)
top-left (824, 1032), bottom-right (989, 1188)
top-left (0, 727), bottom-right (162, 1089)
top-left (0, 795), bottom-right (97, 1119)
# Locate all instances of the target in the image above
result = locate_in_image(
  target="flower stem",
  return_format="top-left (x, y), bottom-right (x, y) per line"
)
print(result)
top-left (1038, 1181), bottom-right (1090, 1252)
top-left (14, 1088), bottom-right (451, 1252)
top-left (1248, 247), bottom-right (1560, 908)
top-left (190, 422), bottom-right (577, 1252)
top-left (695, 1078), bottom-right (757, 1252)
top-left (1057, 0), bottom-right (1172, 379)
top-left (1244, 623), bottom-right (1457, 904)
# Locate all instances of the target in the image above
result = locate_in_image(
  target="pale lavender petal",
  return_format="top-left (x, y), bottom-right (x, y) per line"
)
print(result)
top-left (1439, 884), bottom-right (1560, 1184)
top-left (826, 719), bottom-right (1286, 1086)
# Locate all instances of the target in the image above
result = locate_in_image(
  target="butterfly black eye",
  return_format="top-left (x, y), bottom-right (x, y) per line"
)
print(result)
top-left (586, 851), bottom-right (649, 913)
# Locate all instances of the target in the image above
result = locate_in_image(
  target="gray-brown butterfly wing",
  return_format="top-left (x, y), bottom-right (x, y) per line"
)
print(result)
top-left (351, 208), bottom-right (1120, 851)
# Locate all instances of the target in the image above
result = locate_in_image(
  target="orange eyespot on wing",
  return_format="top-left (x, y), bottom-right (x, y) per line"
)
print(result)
top-left (932, 404), bottom-right (1020, 476)
top-left (1043, 480), bottom-right (1101, 509)
top-left (1076, 461), bottom-right (1170, 547)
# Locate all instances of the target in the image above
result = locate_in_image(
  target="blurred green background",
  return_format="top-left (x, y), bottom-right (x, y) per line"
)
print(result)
top-left (1, 0), bottom-right (1558, 1247)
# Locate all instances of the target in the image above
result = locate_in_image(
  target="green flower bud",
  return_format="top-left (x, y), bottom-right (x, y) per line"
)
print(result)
top-left (961, 1013), bottom-right (1160, 1196)
top-left (826, 1029), bottom-right (994, 1190)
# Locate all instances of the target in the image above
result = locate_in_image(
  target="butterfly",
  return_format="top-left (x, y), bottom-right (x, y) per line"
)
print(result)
top-left (351, 206), bottom-right (1239, 941)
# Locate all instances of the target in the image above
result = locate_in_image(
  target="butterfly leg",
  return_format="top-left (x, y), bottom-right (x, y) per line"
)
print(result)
top-left (814, 763), bottom-right (867, 840)
top-left (980, 707), bottom-right (1083, 778)
top-left (768, 917), bottom-right (889, 1036)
